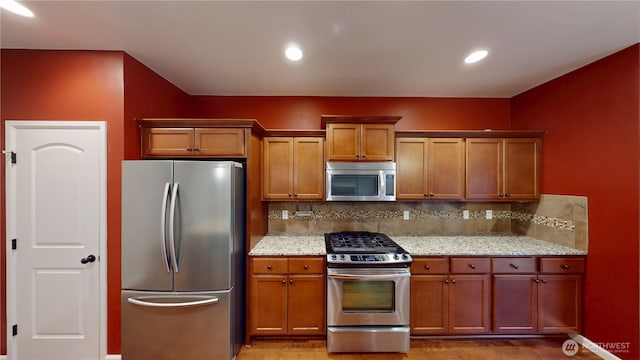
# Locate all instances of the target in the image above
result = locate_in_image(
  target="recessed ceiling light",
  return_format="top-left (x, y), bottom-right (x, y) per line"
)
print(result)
top-left (285, 45), bottom-right (303, 61)
top-left (0, 0), bottom-right (34, 17)
top-left (464, 49), bottom-right (489, 64)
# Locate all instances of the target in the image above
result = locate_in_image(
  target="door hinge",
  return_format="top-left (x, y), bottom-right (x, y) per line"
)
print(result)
top-left (1, 150), bottom-right (16, 164)
top-left (12, 324), bottom-right (18, 336)
top-left (11, 238), bottom-right (17, 250)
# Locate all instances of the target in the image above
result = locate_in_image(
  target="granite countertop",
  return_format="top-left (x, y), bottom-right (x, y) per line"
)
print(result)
top-left (248, 235), bottom-right (586, 257)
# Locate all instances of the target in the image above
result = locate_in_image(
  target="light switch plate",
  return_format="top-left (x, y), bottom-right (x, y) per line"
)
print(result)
top-left (486, 210), bottom-right (493, 219)
top-left (282, 210), bottom-right (289, 220)
top-left (403, 210), bottom-right (410, 220)
top-left (463, 210), bottom-right (470, 219)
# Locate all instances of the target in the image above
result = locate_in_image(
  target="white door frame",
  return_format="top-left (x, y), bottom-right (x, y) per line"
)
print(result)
top-left (5, 120), bottom-right (107, 360)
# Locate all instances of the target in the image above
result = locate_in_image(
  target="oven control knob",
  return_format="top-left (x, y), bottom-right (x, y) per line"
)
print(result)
top-left (393, 254), bottom-right (399, 260)
top-left (331, 255), bottom-right (337, 260)
top-left (402, 254), bottom-right (409, 260)
top-left (340, 254), bottom-right (345, 259)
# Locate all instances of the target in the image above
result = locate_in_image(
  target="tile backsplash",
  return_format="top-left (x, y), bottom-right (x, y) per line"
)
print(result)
top-left (267, 194), bottom-right (588, 251)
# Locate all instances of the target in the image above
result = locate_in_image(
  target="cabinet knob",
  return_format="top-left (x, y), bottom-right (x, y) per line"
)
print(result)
top-left (510, 263), bottom-right (519, 269)
top-left (304, 264), bottom-right (309, 270)
top-left (505, 193), bottom-right (511, 197)
top-left (186, 147), bottom-right (192, 151)
top-left (469, 264), bottom-right (476, 269)
top-left (499, 193), bottom-right (505, 198)
top-left (281, 279), bottom-right (286, 284)
top-left (288, 194), bottom-right (293, 197)
top-left (361, 154), bottom-right (366, 158)
top-left (444, 279), bottom-right (449, 284)
top-left (561, 264), bottom-right (570, 269)
top-left (267, 265), bottom-right (272, 270)
top-left (289, 279), bottom-right (294, 284)
top-left (429, 193), bottom-right (435, 197)
top-left (424, 264), bottom-right (430, 270)
top-left (193, 147), bottom-right (200, 151)
top-left (451, 279), bottom-right (457, 284)
top-left (534, 279), bottom-right (540, 283)
top-left (541, 279), bottom-right (548, 284)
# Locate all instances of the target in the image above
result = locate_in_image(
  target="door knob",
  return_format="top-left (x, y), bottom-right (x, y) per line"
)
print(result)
top-left (81, 254), bottom-right (96, 264)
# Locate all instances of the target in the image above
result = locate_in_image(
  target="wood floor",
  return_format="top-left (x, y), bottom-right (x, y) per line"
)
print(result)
top-left (238, 338), bottom-right (601, 360)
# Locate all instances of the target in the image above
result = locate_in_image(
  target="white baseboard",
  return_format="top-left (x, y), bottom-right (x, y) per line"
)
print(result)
top-left (105, 355), bottom-right (121, 360)
top-left (1, 355), bottom-right (7, 360)
top-left (570, 334), bottom-right (623, 360)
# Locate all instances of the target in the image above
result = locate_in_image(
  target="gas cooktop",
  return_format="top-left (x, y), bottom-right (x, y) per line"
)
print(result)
top-left (325, 231), bottom-right (412, 266)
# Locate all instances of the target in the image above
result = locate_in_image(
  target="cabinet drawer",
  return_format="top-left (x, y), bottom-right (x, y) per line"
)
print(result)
top-left (289, 257), bottom-right (325, 274)
top-left (492, 257), bottom-right (537, 273)
top-left (252, 258), bottom-right (288, 274)
top-left (450, 257), bottom-right (490, 273)
top-left (411, 257), bottom-right (449, 274)
top-left (540, 257), bottom-right (585, 274)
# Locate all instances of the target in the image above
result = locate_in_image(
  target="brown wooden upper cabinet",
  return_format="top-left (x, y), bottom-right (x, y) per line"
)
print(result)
top-left (142, 127), bottom-right (248, 158)
top-left (466, 138), bottom-right (540, 201)
top-left (263, 137), bottom-right (324, 200)
top-left (322, 115), bottom-right (400, 162)
top-left (396, 138), bottom-right (465, 200)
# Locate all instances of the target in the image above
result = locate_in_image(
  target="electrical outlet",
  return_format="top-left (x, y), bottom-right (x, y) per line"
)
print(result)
top-left (403, 210), bottom-right (410, 220)
top-left (282, 210), bottom-right (289, 220)
top-left (486, 210), bottom-right (493, 219)
top-left (463, 210), bottom-right (470, 219)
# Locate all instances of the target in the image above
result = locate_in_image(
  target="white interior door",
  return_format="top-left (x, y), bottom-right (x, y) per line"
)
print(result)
top-left (5, 121), bottom-right (106, 360)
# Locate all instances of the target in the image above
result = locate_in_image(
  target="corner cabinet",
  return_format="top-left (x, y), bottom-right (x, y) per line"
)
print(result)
top-left (262, 137), bottom-right (324, 200)
top-left (396, 138), bottom-right (465, 200)
top-left (322, 115), bottom-right (400, 162)
top-left (249, 256), bottom-right (326, 337)
top-left (466, 138), bottom-right (541, 201)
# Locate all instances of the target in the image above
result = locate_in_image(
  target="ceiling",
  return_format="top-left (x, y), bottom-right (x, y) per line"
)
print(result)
top-left (1, 1), bottom-right (638, 98)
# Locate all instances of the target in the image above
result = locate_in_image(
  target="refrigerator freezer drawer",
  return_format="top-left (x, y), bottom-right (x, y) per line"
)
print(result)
top-left (121, 290), bottom-right (234, 360)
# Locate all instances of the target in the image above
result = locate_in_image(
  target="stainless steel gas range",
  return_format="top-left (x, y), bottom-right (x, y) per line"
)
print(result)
top-left (325, 231), bottom-right (412, 353)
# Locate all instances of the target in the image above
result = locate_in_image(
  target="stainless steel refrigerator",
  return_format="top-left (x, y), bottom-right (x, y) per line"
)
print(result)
top-left (121, 160), bottom-right (245, 360)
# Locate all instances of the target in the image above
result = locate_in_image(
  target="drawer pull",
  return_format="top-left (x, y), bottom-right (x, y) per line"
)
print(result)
top-left (267, 265), bottom-right (272, 270)
top-left (424, 265), bottom-right (431, 270)
top-left (510, 263), bottom-right (519, 270)
top-left (469, 264), bottom-right (476, 269)
top-left (561, 264), bottom-right (570, 269)
top-left (304, 264), bottom-right (309, 270)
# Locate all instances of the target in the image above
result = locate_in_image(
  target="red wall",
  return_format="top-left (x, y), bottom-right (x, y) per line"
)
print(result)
top-left (0, 49), bottom-right (193, 355)
top-left (192, 96), bottom-right (511, 130)
top-left (0, 49), bottom-right (125, 355)
top-left (511, 44), bottom-right (640, 359)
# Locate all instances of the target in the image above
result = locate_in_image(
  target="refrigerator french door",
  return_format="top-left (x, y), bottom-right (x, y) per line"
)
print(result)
top-left (121, 160), bottom-right (245, 360)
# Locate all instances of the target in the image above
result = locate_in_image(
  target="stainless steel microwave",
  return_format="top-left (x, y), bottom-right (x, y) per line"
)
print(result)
top-left (326, 162), bottom-right (396, 201)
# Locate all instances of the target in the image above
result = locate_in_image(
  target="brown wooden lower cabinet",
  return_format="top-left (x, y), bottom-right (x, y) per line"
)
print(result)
top-left (412, 256), bottom-right (584, 336)
top-left (410, 257), bottom-right (491, 335)
top-left (249, 257), bottom-right (326, 337)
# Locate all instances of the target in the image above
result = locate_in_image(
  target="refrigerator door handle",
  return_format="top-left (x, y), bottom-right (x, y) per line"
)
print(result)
top-left (127, 296), bottom-right (219, 308)
top-left (160, 182), bottom-right (171, 272)
top-left (169, 182), bottom-right (180, 272)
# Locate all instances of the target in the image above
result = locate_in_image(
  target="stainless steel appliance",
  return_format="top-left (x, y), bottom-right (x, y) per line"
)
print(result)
top-left (325, 231), bottom-right (412, 353)
top-left (325, 162), bottom-right (396, 201)
top-left (121, 160), bottom-right (244, 360)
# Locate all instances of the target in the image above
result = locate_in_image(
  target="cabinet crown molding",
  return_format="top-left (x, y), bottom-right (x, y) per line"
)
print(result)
top-left (320, 115), bottom-right (402, 128)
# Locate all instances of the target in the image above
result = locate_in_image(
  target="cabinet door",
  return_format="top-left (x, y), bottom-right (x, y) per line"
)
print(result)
top-left (361, 124), bottom-right (395, 161)
top-left (396, 138), bottom-right (428, 199)
top-left (287, 274), bottom-right (326, 335)
top-left (194, 128), bottom-right (247, 157)
top-left (326, 123), bottom-right (360, 161)
top-left (410, 275), bottom-right (448, 335)
top-left (263, 137), bottom-right (294, 200)
top-left (538, 274), bottom-right (582, 334)
top-left (466, 138), bottom-right (503, 200)
top-left (250, 274), bottom-right (288, 336)
top-left (448, 275), bottom-right (491, 334)
top-left (292, 137), bottom-right (325, 200)
top-left (504, 138), bottom-right (540, 200)
top-left (429, 138), bottom-right (465, 199)
top-left (142, 127), bottom-right (194, 157)
top-left (493, 275), bottom-right (537, 334)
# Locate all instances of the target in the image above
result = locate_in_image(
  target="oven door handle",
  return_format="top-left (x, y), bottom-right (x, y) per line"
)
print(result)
top-left (328, 273), bottom-right (410, 280)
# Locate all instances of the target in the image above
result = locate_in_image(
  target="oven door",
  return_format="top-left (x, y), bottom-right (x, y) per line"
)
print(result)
top-left (327, 267), bottom-right (410, 326)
